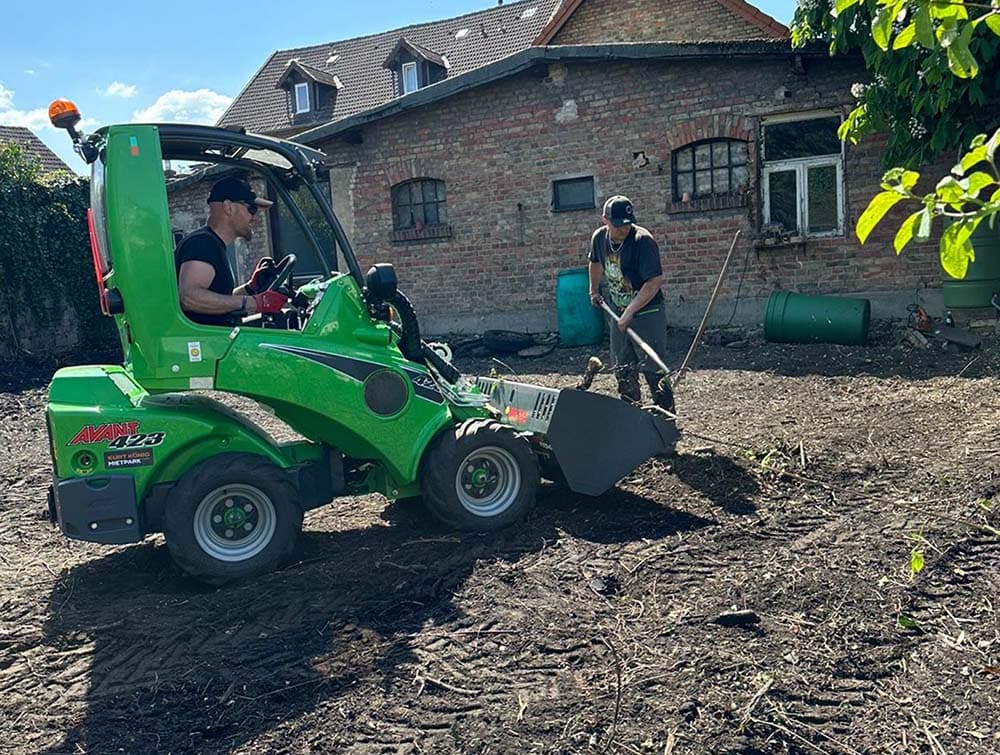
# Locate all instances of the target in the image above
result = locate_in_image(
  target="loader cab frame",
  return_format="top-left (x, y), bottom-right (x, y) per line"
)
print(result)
top-left (86, 124), bottom-right (369, 389)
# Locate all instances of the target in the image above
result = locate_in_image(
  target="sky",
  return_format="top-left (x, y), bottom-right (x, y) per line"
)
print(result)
top-left (0, 0), bottom-right (799, 174)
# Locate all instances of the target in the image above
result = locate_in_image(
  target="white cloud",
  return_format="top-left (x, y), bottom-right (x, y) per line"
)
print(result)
top-left (0, 82), bottom-right (14, 109)
top-left (0, 81), bottom-right (99, 134)
top-left (133, 89), bottom-right (231, 124)
top-left (24, 69), bottom-right (35, 76)
top-left (0, 81), bottom-right (50, 131)
top-left (103, 81), bottom-right (136, 98)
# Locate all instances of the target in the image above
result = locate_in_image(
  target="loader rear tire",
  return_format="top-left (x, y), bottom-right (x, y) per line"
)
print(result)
top-left (163, 454), bottom-right (302, 585)
top-left (420, 420), bottom-right (538, 531)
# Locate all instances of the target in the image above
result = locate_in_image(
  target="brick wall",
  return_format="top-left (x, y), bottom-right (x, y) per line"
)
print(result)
top-left (316, 52), bottom-right (943, 332)
top-left (551, 0), bottom-right (781, 45)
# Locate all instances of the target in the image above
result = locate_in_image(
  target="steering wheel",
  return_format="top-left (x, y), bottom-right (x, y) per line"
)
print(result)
top-left (266, 254), bottom-right (296, 295)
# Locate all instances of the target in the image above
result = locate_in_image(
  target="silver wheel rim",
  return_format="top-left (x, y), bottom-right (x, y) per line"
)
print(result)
top-left (455, 445), bottom-right (521, 517)
top-left (193, 483), bottom-right (277, 562)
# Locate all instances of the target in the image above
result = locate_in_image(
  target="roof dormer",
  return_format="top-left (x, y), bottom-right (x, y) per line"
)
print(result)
top-left (381, 37), bottom-right (449, 96)
top-left (275, 59), bottom-right (344, 121)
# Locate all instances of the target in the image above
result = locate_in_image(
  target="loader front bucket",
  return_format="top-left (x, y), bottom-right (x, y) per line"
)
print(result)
top-left (545, 389), bottom-right (678, 495)
top-left (474, 378), bottom-right (679, 497)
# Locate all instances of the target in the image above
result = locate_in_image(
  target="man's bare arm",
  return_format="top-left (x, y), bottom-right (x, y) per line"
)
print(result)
top-left (178, 261), bottom-right (257, 314)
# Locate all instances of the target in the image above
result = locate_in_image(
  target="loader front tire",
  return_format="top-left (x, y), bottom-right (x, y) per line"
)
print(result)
top-left (421, 420), bottom-right (538, 531)
top-left (163, 454), bottom-right (303, 585)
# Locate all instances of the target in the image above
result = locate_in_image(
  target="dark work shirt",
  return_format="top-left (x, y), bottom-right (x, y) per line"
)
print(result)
top-left (588, 224), bottom-right (664, 314)
top-left (174, 226), bottom-right (237, 326)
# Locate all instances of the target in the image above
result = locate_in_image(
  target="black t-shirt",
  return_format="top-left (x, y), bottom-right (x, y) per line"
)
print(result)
top-left (174, 226), bottom-right (236, 326)
top-left (588, 224), bottom-right (664, 313)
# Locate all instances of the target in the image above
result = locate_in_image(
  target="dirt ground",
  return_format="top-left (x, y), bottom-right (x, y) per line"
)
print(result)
top-left (2, 324), bottom-right (999, 755)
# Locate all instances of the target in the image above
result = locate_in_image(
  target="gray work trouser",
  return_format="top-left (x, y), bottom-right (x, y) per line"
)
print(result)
top-left (607, 305), bottom-right (675, 412)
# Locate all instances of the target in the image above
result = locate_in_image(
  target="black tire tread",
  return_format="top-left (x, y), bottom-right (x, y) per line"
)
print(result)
top-left (420, 420), bottom-right (538, 531)
top-left (163, 453), bottom-right (302, 585)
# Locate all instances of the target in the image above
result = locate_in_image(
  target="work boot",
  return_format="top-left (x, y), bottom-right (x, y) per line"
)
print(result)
top-left (616, 366), bottom-right (641, 404)
top-left (645, 373), bottom-right (676, 415)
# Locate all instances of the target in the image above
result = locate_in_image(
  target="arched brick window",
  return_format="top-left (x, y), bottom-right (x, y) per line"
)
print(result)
top-left (672, 139), bottom-right (749, 201)
top-left (391, 178), bottom-right (446, 231)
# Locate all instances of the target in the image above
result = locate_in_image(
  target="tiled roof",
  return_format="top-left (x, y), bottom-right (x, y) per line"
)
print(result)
top-left (276, 60), bottom-right (344, 90)
top-left (383, 38), bottom-right (449, 69)
top-left (0, 125), bottom-right (72, 173)
top-left (217, 0), bottom-right (562, 135)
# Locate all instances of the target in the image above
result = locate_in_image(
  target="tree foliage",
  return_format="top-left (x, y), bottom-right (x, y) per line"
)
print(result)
top-left (792, 0), bottom-right (1000, 167)
top-left (792, 0), bottom-right (1000, 277)
top-left (0, 143), bottom-right (117, 359)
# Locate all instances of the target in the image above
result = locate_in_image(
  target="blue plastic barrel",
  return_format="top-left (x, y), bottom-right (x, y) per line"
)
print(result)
top-left (556, 268), bottom-right (604, 346)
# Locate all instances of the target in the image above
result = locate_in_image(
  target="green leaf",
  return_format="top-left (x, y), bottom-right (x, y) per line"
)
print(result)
top-left (959, 145), bottom-right (989, 175)
top-left (897, 613), bottom-right (922, 631)
top-left (915, 4), bottom-right (935, 47)
top-left (948, 40), bottom-right (979, 78)
top-left (936, 175), bottom-right (966, 204)
top-left (966, 171), bottom-right (998, 199)
top-left (986, 14), bottom-right (1000, 36)
top-left (857, 191), bottom-right (905, 243)
top-left (893, 22), bottom-right (917, 49)
top-left (894, 210), bottom-right (923, 253)
top-left (916, 207), bottom-right (934, 240)
top-left (901, 170), bottom-right (920, 191)
top-left (835, 0), bottom-right (861, 13)
top-left (873, 6), bottom-right (896, 50)
top-left (940, 220), bottom-right (977, 278)
top-left (910, 548), bottom-right (925, 575)
top-left (987, 128), bottom-right (1000, 162)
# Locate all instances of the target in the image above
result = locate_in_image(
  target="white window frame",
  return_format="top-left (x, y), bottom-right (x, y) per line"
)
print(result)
top-left (402, 62), bottom-right (419, 95)
top-left (294, 82), bottom-right (311, 114)
top-left (763, 157), bottom-right (844, 238)
top-left (761, 113), bottom-right (845, 238)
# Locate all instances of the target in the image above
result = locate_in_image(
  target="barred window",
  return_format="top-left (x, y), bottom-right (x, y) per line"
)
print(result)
top-left (391, 178), bottom-right (446, 231)
top-left (672, 139), bottom-right (749, 201)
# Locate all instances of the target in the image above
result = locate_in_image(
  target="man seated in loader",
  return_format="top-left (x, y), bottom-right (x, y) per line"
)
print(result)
top-left (175, 177), bottom-right (288, 326)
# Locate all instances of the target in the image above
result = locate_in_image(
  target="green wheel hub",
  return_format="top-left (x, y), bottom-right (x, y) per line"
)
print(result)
top-left (454, 446), bottom-right (521, 517)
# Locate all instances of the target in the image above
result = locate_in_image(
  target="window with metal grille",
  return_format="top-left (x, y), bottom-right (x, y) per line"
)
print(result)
top-left (391, 178), bottom-right (446, 231)
top-left (672, 139), bottom-right (749, 201)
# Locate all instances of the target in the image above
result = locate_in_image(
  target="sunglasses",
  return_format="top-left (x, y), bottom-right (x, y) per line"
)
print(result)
top-left (231, 200), bottom-right (258, 215)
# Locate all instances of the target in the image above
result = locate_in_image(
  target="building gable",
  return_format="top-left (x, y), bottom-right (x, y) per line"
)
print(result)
top-left (539, 0), bottom-right (788, 45)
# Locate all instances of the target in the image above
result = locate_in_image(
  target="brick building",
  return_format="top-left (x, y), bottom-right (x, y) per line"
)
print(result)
top-left (171, 0), bottom-right (943, 333)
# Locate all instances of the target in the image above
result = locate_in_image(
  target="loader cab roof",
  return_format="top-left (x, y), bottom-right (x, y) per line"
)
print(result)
top-left (141, 124), bottom-right (330, 181)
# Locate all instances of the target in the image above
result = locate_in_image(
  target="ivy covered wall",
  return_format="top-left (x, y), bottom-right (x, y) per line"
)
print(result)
top-left (0, 143), bottom-right (117, 363)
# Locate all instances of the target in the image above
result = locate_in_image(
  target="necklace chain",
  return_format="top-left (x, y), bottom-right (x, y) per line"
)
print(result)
top-left (608, 232), bottom-right (626, 254)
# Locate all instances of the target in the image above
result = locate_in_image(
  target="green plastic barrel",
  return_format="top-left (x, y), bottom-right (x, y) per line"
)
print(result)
top-left (942, 222), bottom-right (1000, 308)
top-left (764, 291), bottom-right (871, 345)
top-left (556, 268), bottom-right (604, 346)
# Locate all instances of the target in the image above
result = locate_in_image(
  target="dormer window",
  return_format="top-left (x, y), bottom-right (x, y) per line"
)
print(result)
top-left (275, 59), bottom-right (343, 121)
top-left (402, 62), bottom-right (418, 95)
top-left (382, 37), bottom-right (449, 97)
top-left (294, 82), bottom-right (311, 113)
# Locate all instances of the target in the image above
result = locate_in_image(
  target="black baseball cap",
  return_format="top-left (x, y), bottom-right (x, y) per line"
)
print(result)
top-left (207, 177), bottom-right (274, 209)
top-left (602, 195), bottom-right (635, 226)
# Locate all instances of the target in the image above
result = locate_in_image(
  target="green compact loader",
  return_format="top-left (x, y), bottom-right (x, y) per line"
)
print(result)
top-left (43, 100), bottom-right (678, 584)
